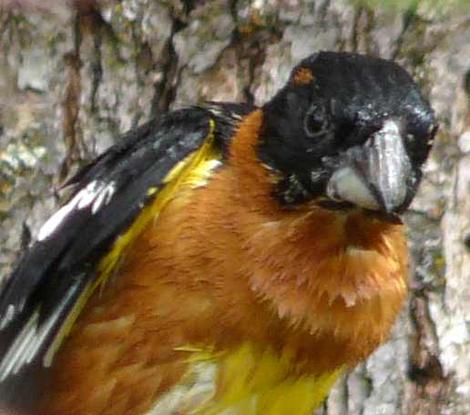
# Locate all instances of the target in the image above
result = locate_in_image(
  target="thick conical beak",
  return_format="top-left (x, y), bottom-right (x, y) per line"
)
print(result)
top-left (326, 120), bottom-right (412, 213)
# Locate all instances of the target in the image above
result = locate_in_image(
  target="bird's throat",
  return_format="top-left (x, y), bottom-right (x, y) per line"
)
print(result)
top-left (220, 110), bottom-right (409, 365)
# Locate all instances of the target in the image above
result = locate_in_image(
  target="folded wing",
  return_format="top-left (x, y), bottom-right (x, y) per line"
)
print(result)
top-left (0, 103), bottom-right (252, 409)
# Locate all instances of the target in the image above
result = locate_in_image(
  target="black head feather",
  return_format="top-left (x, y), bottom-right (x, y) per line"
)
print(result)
top-left (259, 51), bottom-right (437, 211)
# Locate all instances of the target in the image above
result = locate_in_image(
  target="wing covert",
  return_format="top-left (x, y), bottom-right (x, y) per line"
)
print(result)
top-left (0, 103), bottom-right (253, 408)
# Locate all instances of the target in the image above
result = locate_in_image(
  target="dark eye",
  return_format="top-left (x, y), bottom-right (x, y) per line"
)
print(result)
top-left (304, 105), bottom-right (329, 138)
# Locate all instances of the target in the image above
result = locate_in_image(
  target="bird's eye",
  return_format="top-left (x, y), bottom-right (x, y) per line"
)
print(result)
top-left (304, 105), bottom-right (329, 138)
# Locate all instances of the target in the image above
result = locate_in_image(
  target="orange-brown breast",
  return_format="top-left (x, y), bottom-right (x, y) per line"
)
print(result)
top-left (40, 110), bottom-right (408, 415)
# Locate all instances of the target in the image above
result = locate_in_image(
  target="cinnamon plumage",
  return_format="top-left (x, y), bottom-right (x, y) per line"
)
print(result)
top-left (0, 51), bottom-right (436, 415)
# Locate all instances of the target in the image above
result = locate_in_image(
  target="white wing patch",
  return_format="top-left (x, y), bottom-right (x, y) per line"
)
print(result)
top-left (37, 180), bottom-right (116, 241)
top-left (91, 182), bottom-right (116, 214)
top-left (0, 280), bottom-right (81, 381)
top-left (0, 304), bottom-right (16, 330)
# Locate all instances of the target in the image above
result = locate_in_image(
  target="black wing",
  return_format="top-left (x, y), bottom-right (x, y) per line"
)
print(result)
top-left (0, 102), bottom-right (253, 410)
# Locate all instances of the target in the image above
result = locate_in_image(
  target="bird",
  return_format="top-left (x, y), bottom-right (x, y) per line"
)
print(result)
top-left (0, 51), bottom-right (437, 415)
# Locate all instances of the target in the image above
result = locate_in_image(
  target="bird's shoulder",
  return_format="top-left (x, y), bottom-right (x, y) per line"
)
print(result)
top-left (0, 102), bottom-right (254, 403)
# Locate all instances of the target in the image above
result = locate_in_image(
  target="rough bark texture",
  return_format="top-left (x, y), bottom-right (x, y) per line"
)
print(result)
top-left (0, 1), bottom-right (469, 414)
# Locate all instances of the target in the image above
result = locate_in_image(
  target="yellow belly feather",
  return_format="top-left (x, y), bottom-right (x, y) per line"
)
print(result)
top-left (151, 343), bottom-right (342, 415)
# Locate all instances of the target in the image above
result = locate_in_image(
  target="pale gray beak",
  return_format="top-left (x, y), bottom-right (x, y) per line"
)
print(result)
top-left (326, 120), bottom-right (412, 213)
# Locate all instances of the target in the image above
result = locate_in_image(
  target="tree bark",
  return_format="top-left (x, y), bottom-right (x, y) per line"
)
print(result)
top-left (0, 1), bottom-right (469, 414)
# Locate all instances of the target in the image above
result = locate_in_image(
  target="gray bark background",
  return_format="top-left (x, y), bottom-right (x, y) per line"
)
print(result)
top-left (0, 0), bottom-right (469, 414)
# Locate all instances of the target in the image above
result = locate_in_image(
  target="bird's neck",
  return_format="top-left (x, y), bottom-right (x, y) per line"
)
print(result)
top-left (217, 109), bottom-right (409, 361)
top-left (134, 109), bottom-right (409, 371)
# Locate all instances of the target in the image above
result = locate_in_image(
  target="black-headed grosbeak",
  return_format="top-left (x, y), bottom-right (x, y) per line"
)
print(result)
top-left (0, 51), bottom-right (437, 415)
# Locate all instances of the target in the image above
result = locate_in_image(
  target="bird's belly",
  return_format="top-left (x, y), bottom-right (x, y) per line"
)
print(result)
top-left (148, 343), bottom-right (342, 415)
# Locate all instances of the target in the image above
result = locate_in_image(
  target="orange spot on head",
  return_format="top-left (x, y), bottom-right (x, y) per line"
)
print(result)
top-left (292, 67), bottom-right (315, 85)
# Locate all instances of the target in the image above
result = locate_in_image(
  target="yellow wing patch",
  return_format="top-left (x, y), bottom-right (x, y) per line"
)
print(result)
top-left (153, 343), bottom-right (342, 415)
top-left (45, 120), bottom-right (222, 366)
top-left (97, 119), bottom-right (221, 280)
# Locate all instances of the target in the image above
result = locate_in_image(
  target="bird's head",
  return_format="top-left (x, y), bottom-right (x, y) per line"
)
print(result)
top-left (259, 51), bottom-right (437, 219)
